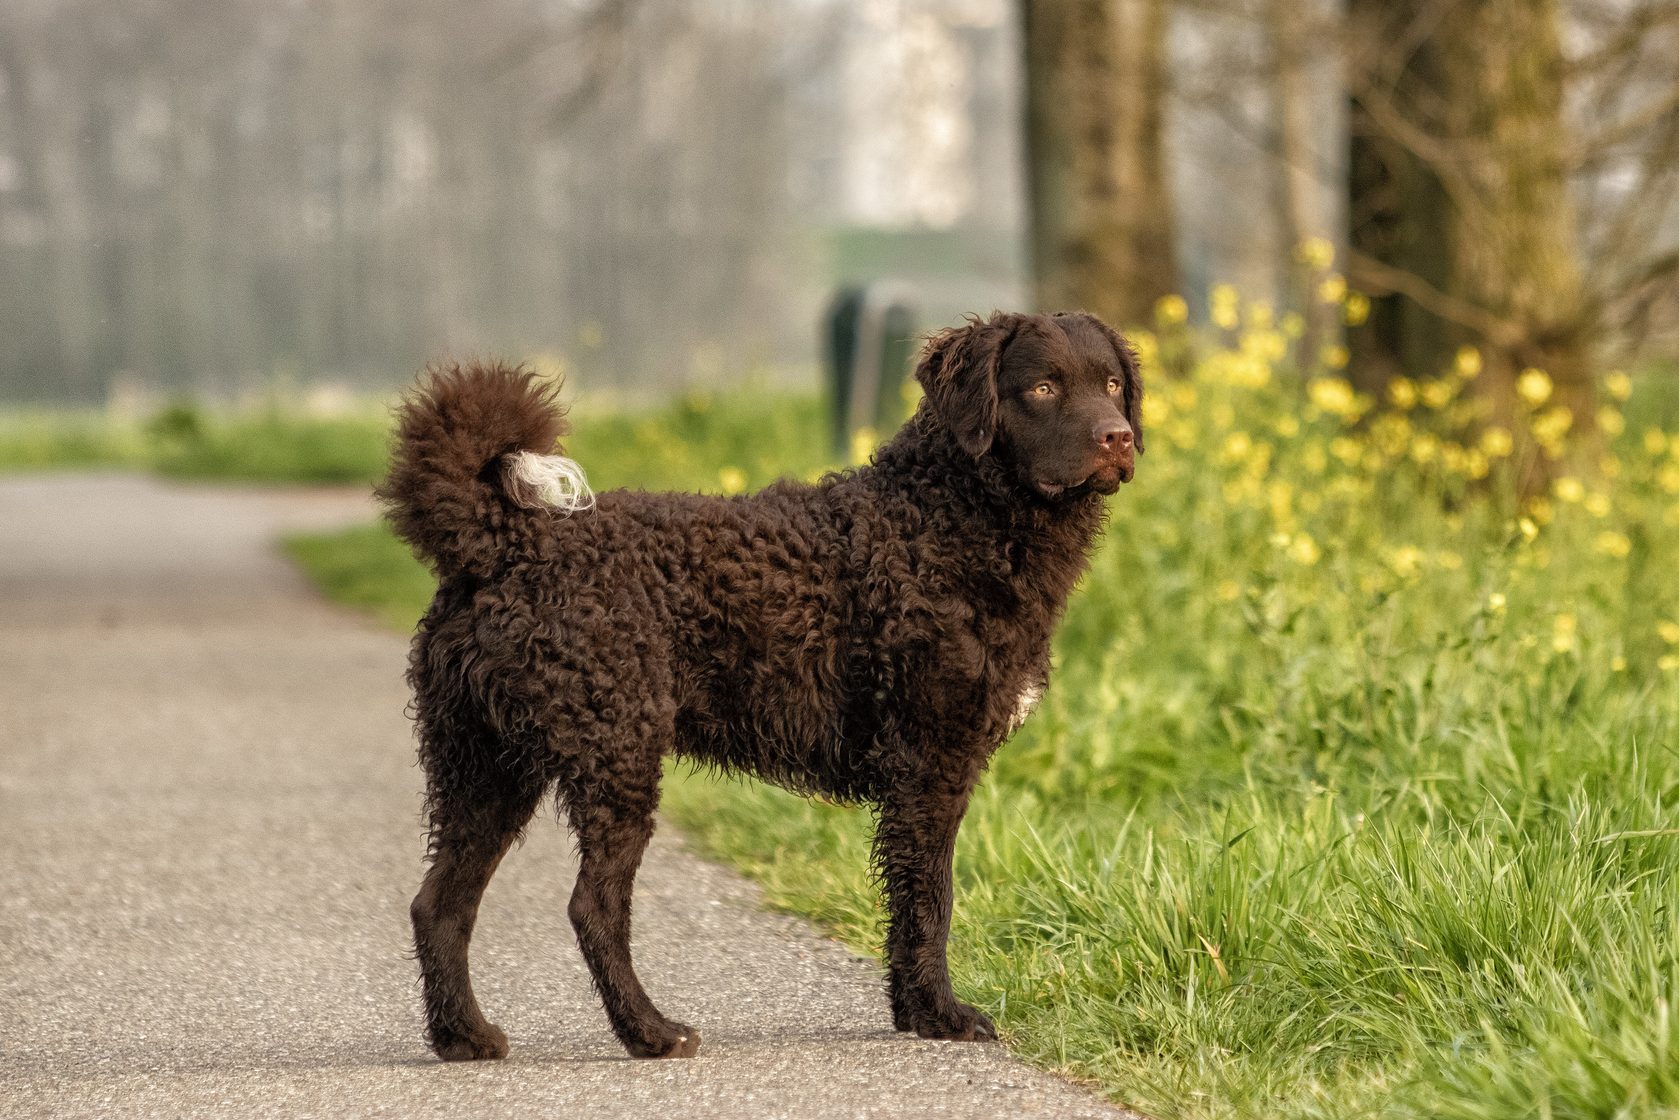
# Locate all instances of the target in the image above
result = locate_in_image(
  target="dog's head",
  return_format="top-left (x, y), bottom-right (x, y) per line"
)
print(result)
top-left (914, 311), bottom-right (1143, 499)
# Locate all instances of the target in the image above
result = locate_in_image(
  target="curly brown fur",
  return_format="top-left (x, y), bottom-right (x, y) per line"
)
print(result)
top-left (382, 313), bottom-right (1143, 1061)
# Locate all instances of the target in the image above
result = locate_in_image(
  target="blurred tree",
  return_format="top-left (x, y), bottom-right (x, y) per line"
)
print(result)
top-left (1347, 0), bottom-right (1679, 482)
top-left (1021, 0), bottom-right (1179, 328)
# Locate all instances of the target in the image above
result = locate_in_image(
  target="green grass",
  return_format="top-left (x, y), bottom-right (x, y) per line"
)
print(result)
top-left (0, 410), bottom-right (152, 472)
top-left (287, 352), bottom-right (1679, 1119)
top-left (0, 399), bottom-right (392, 483)
top-left (1, 385), bottom-right (837, 490)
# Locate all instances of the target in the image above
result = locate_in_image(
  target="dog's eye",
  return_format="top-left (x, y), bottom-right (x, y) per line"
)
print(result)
top-left (1106, 377), bottom-right (1122, 394)
top-left (1031, 382), bottom-right (1054, 398)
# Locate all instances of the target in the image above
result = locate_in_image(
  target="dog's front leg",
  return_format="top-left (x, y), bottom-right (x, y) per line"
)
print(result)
top-left (872, 774), bottom-right (996, 1041)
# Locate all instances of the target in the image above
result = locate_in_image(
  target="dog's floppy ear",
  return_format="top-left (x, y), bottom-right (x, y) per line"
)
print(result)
top-left (914, 313), bottom-right (1021, 457)
top-left (1079, 314), bottom-right (1145, 454)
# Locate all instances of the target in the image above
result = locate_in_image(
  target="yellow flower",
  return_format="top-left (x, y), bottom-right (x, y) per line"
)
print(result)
top-left (1487, 592), bottom-right (1508, 614)
top-left (1605, 371), bottom-right (1632, 401)
top-left (1388, 377), bottom-right (1418, 410)
top-left (1527, 497), bottom-right (1554, 525)
top-left (1465, 449), bottom-right (1491, 479)
top-left (1238, 330), bottom-right (1287, 369)
top-left (1330, 436), bottom-right (1363, 466)
top-left (1310, 378), bottom-right (1360, 420)
top-left (1371, 412), bottom-right (1413, 456)
top-left (1410, 433), bottom-right (1440, 464)
top-left (1435, 549), bottom-right (1462, 570)
top-left (718, 466), bottom-right (748, 495)
top-left (1552, 612), bottom-right (1577, 654)
top-left (1660, 654), bottom-right (1679, 673)
top-left (1420, 379), bottom-right (1455, 410)
top-left (1594, 531), bottom-right (1632, 559)
top-left (1155, 294), bottom-right (1189, 325)
top-left (1132, 331), bottom-right (1160, 368)
top-left (1296, 436), bottom-right (1323, 473)
top-left (1454, 346), bottom-right (1483, 379)
top-left (1318, 274), bottom-right (1347, 305)
top-left (1531, 406), bottom-right (1573, 451)
top-left (1288, 533), bottom-right (1322, 566)
top-left (1598, 406), bottom-right (1626, 437)
top-left (1480, 427), bottom-right (1514, 458)
top-left (1611, 655), bottom-right (1627, 672)
top-left (1657, 620), bottom-right (1679, 645)
top-left (1660, 464), bottom-right (1679, 495)
top-left (1344, 292), bottom-right (1371, 327)
top-left (1274, 415), bottom-right (1301, 438)
top-left (1295, 236), bottom-right (1336, 270)
top-left (1584, 492), bottom-right (1611, 519)
top-left (1518, 517), bottom-right (1540, 542)
top-left (849, 426), bottom-right (878, 464)
top-left (1321, 344), bottom-right (1350, 371)
top-left (1554, 476), bottom-right (1585, 503)
top-left (1262, 476), bottom-right (1289, 520)
top-left (1216, 579), bottom-right (1242, 602)
top-left (1280, 311), bottom-right (1305, 339)
top-left (1388, 546), bottom-right (1424, 579)
top-left (1210, 284), bottom-right (1240, 330)
top-left (1643, 428), bottom-right (1668, 456)
top-left (1517, 368), bottom-right (1553, 408)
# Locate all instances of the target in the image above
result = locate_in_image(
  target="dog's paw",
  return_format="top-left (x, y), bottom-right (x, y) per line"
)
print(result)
top-left (624, 1021), bottom-right (702, 1059)
top-left (908, 1003), bottom-right (997, 1042)
top-left (433, 1022), bottom-right (509, 1061)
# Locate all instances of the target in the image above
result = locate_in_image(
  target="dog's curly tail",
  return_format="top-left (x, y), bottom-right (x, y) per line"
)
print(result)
top-left (377, 361), bottom-right (592, 579)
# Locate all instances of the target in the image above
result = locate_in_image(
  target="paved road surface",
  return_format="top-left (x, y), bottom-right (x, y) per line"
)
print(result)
top-left (0, 474), bottom-right (1131, 1120)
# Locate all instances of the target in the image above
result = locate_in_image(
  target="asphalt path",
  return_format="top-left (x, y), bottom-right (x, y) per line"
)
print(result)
top-left (0, 473), bottom-right (1132, 1119)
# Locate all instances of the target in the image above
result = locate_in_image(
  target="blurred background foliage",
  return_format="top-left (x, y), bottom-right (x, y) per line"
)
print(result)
top-left (3, 0), bottom-right (1672, 420)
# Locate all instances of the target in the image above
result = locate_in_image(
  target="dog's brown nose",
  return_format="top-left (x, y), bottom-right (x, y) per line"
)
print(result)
top-left (1095, 419), bottom-right (1134, 450)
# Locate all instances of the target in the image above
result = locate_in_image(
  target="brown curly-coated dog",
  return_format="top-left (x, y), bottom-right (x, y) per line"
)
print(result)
top-left (378, 310), bottom-right (1142, 1062)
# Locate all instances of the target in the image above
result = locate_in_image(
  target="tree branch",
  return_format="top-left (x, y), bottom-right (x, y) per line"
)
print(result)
top-left (1344, 248), bottom-right (1525, 346)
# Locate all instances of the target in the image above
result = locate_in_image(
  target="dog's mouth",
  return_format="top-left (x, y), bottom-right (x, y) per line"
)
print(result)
top-left (1035, 461), bottom-right (1133, 499)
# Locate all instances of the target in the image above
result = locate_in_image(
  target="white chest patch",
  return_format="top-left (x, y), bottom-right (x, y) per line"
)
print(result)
top-left (1010, 682), bottom-right (1044, 731)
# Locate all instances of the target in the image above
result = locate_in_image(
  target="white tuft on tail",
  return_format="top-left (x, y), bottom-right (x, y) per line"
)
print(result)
top-left (502, 450), bottom-right (596, 515)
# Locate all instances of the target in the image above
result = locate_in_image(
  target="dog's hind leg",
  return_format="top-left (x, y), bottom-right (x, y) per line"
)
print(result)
top-left (411, 764), bottom-right (543, 1061)
top-left (559, 756), bottom-right (699, 1059)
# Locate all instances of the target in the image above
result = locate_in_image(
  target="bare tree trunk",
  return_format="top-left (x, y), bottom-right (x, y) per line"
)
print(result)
top-left (1267, 0), bottom-right (1330, 366)
top-left (1267, 0), bottom-right (1320, 267)
top-left (1446, 0), bottom-right (1594, 473)
top-left (1021, 0), bottom-right (1179, 328)
top-left (1345, 0), bottom-right (1454, 393)
top-left (1346, 0), bottom-right (1594, 484)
